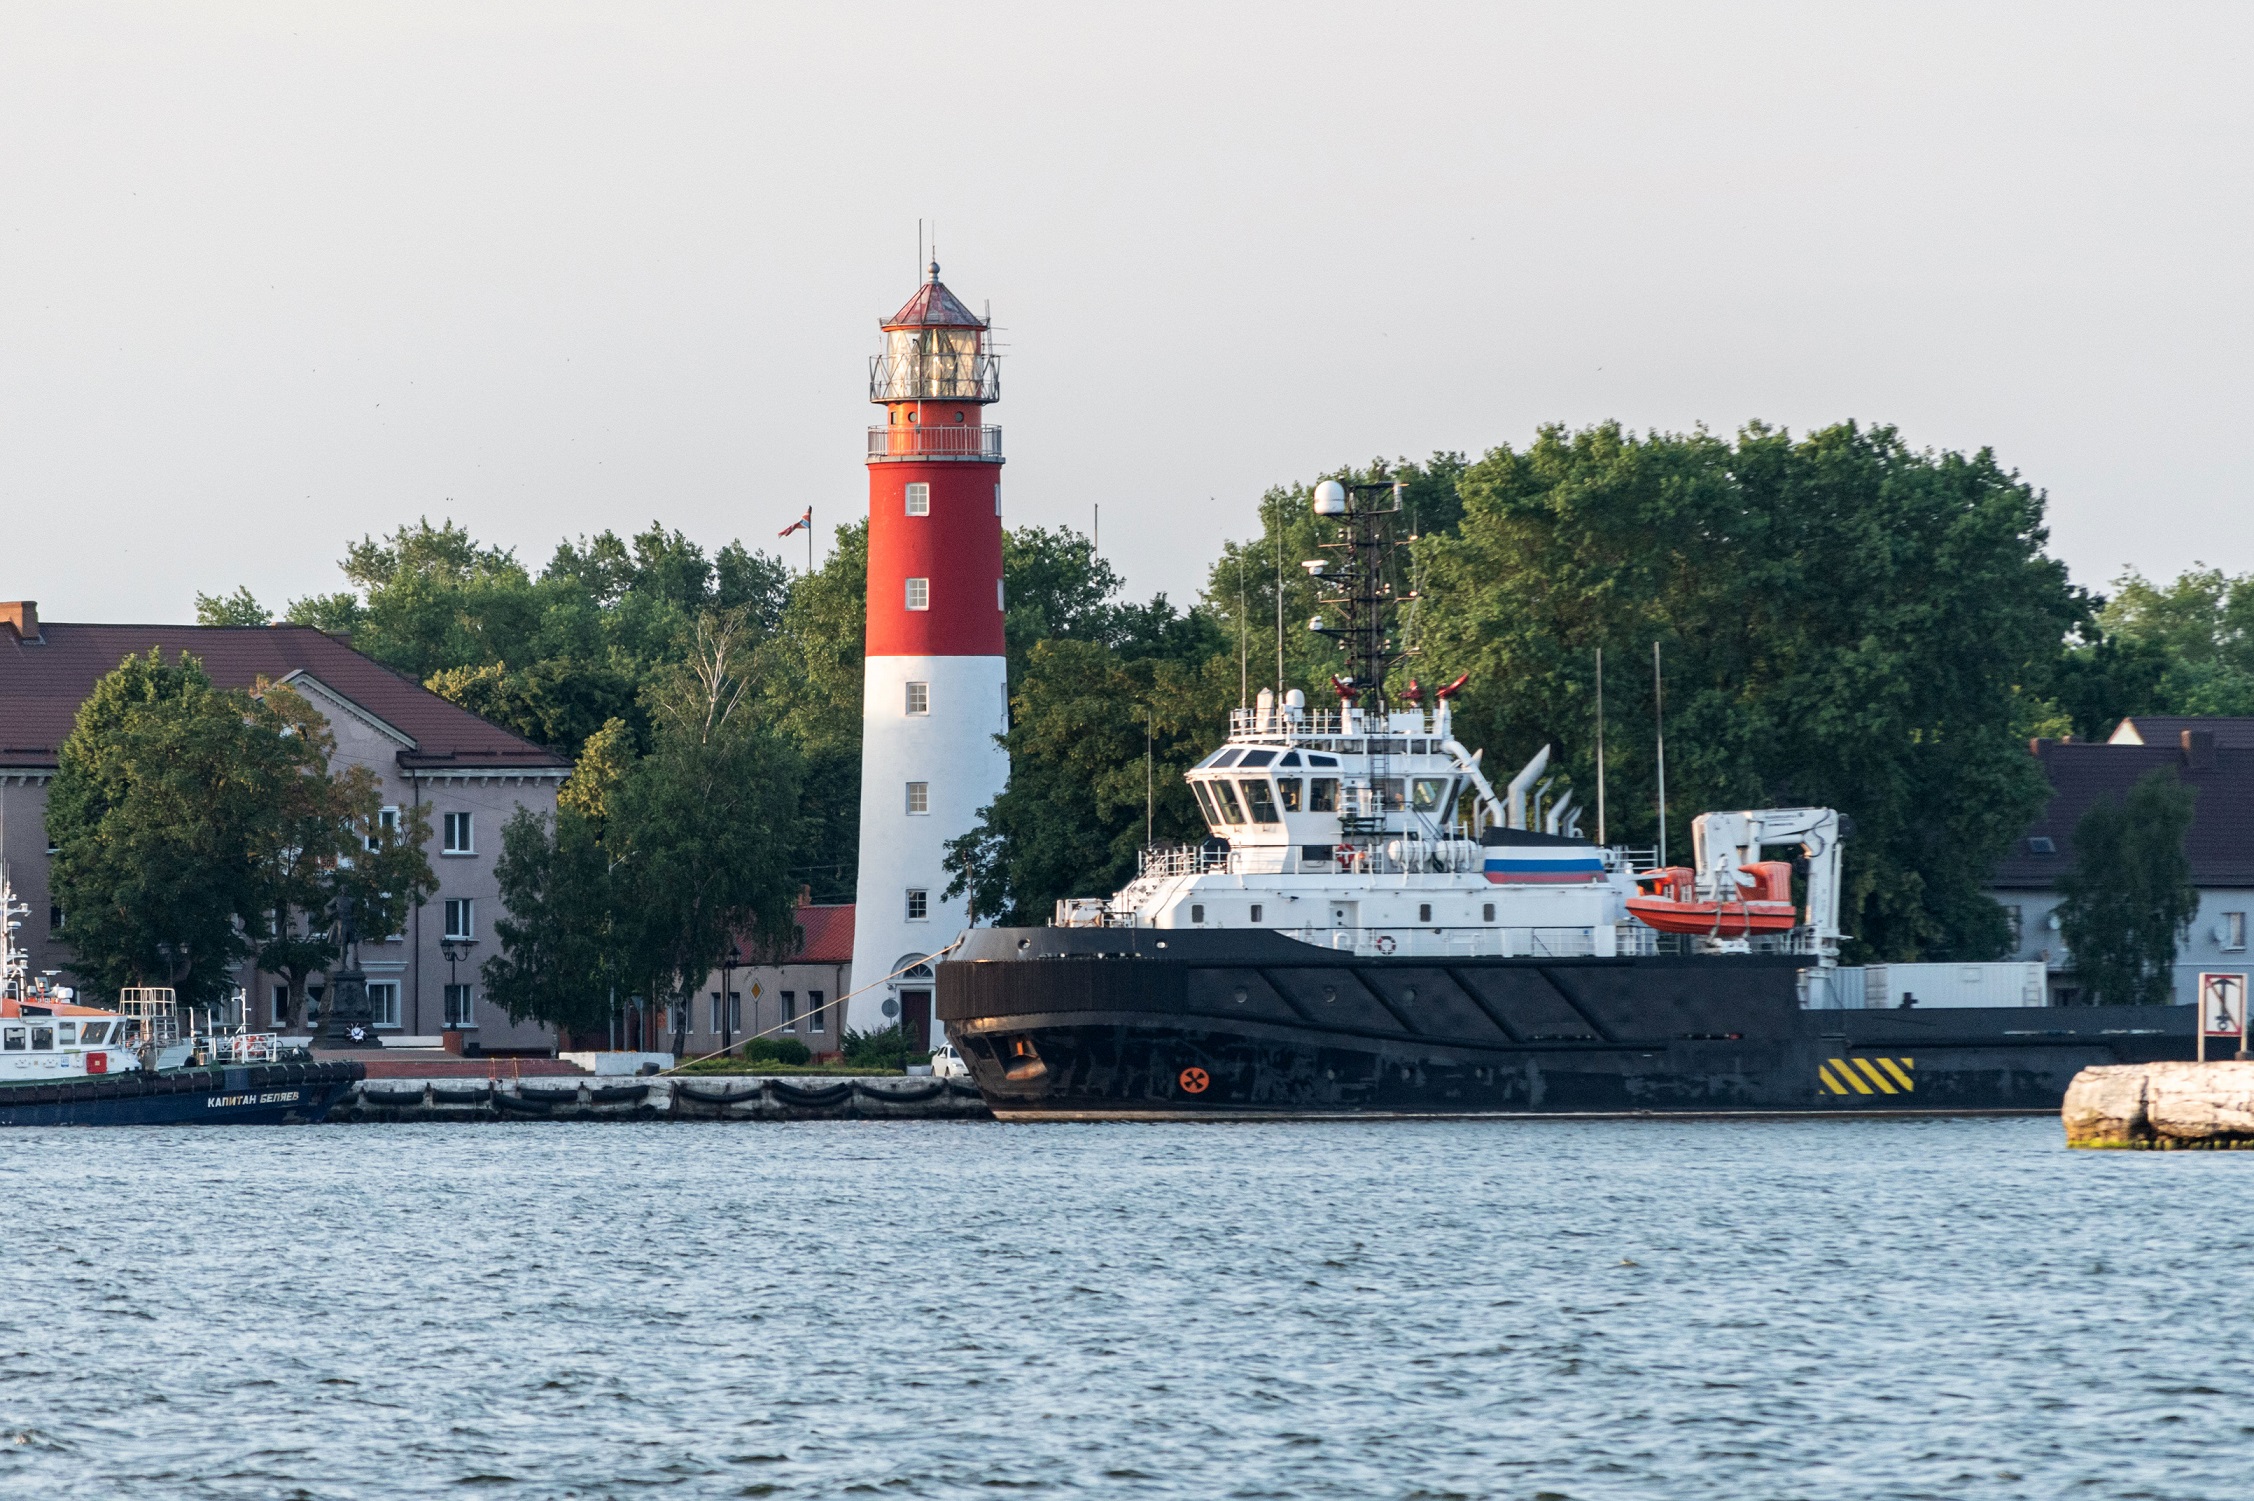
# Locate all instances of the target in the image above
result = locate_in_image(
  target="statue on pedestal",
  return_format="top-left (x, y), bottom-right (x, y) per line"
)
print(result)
top-left (317, 887), bottom-right (379, 1050)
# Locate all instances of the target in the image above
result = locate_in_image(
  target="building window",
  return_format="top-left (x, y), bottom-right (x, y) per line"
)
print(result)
top-left (905, 578), bottom-right (929, 611)
top-left (2026, 836), bottom-right (2056, 855)
top-left (807, 991), bottom-right (825, 1033)
top-left (49, 906), bottom-right (63, 931)
top-left (2226, 912), bottom-right (2247, 952)
top-left (905, 681), bottom-right (929, 715)
top-left (367, 806), bottom-right (399, 851)
top-left (369, 982), bottom-right (401, 1029)
top-left (272, 985), bottom-right (291, 1026)
top-left (905, 483), bottom-right (930, 515)
top-left (443, 898), bottom-right (475, 941)
top-left (781, 991), bottom-right (797, 1032)
top-left (906, 889), bottom-right (928, 921)
top-left (443, 811), bottom-right (474, 855)
top-left (709, 991), bottom-right (741, 1032)
top-left (444, 984), bottom-right (476, 1028)
top-left (2003, 905), bottom-right (2023, 948)
top-left (906, 781), bottom-right (930, 814)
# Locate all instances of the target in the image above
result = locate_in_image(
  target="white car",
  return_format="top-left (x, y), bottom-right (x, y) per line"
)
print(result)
top-left (929, 1043), bottom-right (970, 1081)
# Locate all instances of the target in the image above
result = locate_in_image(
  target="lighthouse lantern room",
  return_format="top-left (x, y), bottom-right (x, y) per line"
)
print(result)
top-left (847, 264), bottom-right (1010, 1046)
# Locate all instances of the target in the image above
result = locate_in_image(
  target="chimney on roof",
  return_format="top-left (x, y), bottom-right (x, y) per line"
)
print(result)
top-left (0, 601), bottom-right (39, 642)
top-left (2183, 728), bottom-right (2217, 771)
top-left (797, 884), bottom-right (812, 908)
top-left (2029, 737), bottom-right (2055, 757)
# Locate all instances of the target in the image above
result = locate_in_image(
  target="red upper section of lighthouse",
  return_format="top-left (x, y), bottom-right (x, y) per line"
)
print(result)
top-left (865, 263), bottom-right (1005, 659)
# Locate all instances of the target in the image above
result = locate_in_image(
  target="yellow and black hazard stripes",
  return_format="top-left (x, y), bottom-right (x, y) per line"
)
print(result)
top-left (1819, 1056), bottom-right (1914, 1096)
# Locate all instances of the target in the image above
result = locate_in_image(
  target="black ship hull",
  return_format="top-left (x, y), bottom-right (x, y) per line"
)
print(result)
top-left (939, 929), bottom-right (2193, 1118)
top-left (0, 1059), bottom-right (365, 1126)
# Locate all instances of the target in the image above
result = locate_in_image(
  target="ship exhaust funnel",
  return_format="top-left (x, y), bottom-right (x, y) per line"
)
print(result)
top-left (1505, 745), bottom-right (1550, 830)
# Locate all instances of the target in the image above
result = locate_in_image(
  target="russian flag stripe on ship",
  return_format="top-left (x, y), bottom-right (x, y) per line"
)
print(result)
top-left (1484, 848), bottom-right (1605, 884)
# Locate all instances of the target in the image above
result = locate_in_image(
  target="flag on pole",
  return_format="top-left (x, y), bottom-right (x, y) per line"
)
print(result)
top-left (778, 507), bottom-right (812, 539)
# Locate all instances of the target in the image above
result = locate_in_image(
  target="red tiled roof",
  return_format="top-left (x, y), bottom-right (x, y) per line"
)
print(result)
top-left (1994, 739), bottom-right (2254, 889)
top-left (732, 904), bottom-right (854, 965)
top-left (0, 620), bottom-right (568, 772)
top-left (883, 267), bottom-right (984, 330)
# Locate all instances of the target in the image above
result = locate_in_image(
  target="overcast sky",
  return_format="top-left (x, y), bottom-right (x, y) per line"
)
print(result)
top-left (3, 2), bottom-right (2248, 624)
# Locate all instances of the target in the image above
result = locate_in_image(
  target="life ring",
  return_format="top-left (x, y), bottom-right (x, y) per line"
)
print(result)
top-left (1178, 1067), bottom-right (1210, 1094)
top-left (1374, 934), bottom-right (1397, 955)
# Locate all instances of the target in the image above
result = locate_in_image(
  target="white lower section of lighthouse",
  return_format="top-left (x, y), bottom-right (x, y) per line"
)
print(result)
top-left (846, 652), bottom-right (1010, 1039)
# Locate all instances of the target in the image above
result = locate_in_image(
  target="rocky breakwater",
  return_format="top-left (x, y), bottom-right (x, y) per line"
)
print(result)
top-left (332, 1074), bottom-right (992, 1123)
top-left (2063, 1062), bottom-right (2254, 1149)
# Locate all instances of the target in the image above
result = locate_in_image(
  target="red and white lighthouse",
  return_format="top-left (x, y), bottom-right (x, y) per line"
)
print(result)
top-left (847, 263), bottom-right (1010, 1044)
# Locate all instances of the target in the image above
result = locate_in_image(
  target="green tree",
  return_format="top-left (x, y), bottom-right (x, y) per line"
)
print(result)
top-left (45, 652), bottom-right (411, 1007)
top-left (2056, 767), bottom-right (2199, 1005)
top-left (1414, 420), bottom-right (2080, 961)
top-left (2097, 566), bottom-right (2254, 717)
top-left (194, 587), bottom-right (271, 626)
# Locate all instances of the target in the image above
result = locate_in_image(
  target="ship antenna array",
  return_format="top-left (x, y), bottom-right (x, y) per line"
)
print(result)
top-left (1308, 481), bottom-right (1410, 711)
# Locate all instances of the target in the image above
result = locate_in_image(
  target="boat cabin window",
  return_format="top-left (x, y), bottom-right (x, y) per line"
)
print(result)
top-left (56, 1022), bottom-right (77, 1046)
top-left (1379, 779), bottom-right (1406, 810)
top-left (1310, 778), bottom-right (1338, 812)
top-left (2, 1026), bottom-right (22, 1051)
top-left (1211, 748), bottom-right (1245, 769)
top-left (1190, 905), bottom-right (1205, 924)
top-left (30, 1026), bottom-right (54, 1051)
top-left (1239, 780), bottom-right (1281, 824)
top-left (1237, 749), bottom-right (1276, 768)
top-left (1276, 777), bottom-right (1303, 812)
top-left (80, 1022), bottom-right (110, 1046)
top-left (1308, 754), bottom-right (1338, 767)
top-left (1483, 903), bottom-right (1496, 922)
top-left (1192, 781), bottom-right (1225, 829)
top-left (1277, 752), bottom-right (1301, 767)
top-left (1411, 778), bottom-right (1451, 812)
top-left (1212, 780), bottom-right (1248, 824)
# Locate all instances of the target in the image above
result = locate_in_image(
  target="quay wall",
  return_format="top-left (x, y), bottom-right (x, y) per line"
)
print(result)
top-left (328, 1073), bottom-right (991, 1123)
top-left (2063, 1062), bottom-right (2254, 1148)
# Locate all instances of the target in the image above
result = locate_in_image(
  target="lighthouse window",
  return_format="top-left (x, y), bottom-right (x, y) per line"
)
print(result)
top-left (905, 681), bottom-right (929, 715)
top-left (1239, 780), bottom-right (1281, 824)
top-left (1212, 780), bottom-right (1247, 824)
top-left (998, 579), bottom-right (1005, 611)
top-left (1277, 778), bottom-right (1303, 812)
top-left (905, 483), bottom-right (931, 515)
top-left (1412, 778), bottom-right (1450, 812)
top-left (906, 781), bottom-right (929, 814)
top-left (906, 889), bottom-right (929, 921)
top-left (994, 482), bottom-right (1002, 516)
top-left (905, 578), bottom-right (929, 611)
top-left (1310, 778), bottom-right (1339, 813)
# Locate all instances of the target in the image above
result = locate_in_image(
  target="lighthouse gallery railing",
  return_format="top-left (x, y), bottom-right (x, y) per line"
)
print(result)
top-left (866, 426), bottom-right (1004, 462)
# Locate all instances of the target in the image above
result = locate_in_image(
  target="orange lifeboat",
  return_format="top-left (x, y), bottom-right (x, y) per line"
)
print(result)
top-left (1625, 861), bottom-right (1800, 937)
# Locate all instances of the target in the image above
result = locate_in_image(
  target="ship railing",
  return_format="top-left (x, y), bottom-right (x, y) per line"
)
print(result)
top-left (204, 1032), bottom-right (282, 1064)
top-left (1225, 708), bottom-right (1448, 741)
top-left (1136, 845), bottom-right (1234, 879)
top-left (865, 424), bottom-right (1003, 462)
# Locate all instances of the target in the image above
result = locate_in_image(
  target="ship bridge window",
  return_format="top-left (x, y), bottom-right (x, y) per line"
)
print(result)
top-left (2, 1026), bottom-right (22, 1051)
top-left (1238, 750), bottom-right (1276, 768)
top-left (29, 1026), bottom-right (54, 1051)
top-left (1212, 780), bottom-right (1248, 824)
top-left (1211, 748), bottom-right (1246, 769)
top-left (1310, 778), bottom-right (1339, 813)
top-left (1379, 779), bottom-right (1406, 810)
top-left (1308, 753), bottom-right (1339, 767)
top-left (1412, 778), bottom-right (1452, 812)
top-left (1239, 780), bottom-right (1281, 824)
top-left (1277, 777), bottom-right (1303, 812)
top-left (1192, 781), bottom-right (1226, 829)
top-left (1277, 752), bottom-right (1302, 767)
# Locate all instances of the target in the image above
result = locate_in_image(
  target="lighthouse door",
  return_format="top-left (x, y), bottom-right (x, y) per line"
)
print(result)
top-left (900, 990), bottom-right (932, 1050)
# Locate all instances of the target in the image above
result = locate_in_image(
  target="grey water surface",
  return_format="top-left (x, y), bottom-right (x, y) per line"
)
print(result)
top-left (2, 1117), bottom-right (2248, 1500)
